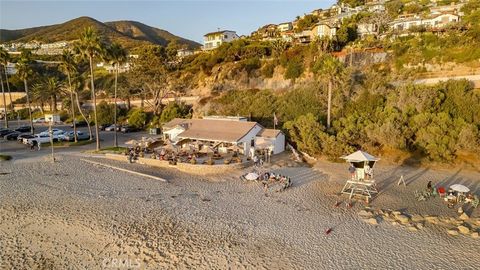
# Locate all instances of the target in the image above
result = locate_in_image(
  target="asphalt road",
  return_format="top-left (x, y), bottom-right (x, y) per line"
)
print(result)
top-left (0, 121), bottom-right (154, 159)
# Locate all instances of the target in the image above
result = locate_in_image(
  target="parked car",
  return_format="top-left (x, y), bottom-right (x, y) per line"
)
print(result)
top-left (121, 125), bottom-right (139, 133)
top-left (0, 129), bottom-right (14, 136)
top-left (33, 118), bottom-right (45, 123)
top-left (17, 134), bottom-right (34, 143)
top-left (99, 123), bottom-right (111, 130)
top-left (14, 126), bottom-right (31, 133)
top-left (38, 128), bottom-right (64, 137)
top-left (61, 131), bottom-right (91, 141)
top-left (25, 133), bottom-right (62, 145)
top-left (4, 131), bottom-right (20, 140)
top-left (70, 120), bottom-right (88, 128)
top-left (105, 124), bottom-right (120, 131)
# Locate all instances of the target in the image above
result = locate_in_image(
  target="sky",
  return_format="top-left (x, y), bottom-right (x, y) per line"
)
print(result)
top-left (0, 0), bottom-right (336, 43)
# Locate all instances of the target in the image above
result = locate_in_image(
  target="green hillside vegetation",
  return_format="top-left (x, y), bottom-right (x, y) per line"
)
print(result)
top-left (207, 79), bottom-right (480, 163)
top-left (0, 17), bottom-right (201, 49)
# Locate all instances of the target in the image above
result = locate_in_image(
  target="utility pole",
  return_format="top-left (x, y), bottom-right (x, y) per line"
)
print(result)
top-left (49, 121), bottom-right (55, 163)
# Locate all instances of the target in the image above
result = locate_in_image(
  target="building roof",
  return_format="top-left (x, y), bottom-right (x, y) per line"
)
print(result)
top-left (162, 118), bottom-right (191, 129)
top-left (257, 129), bottom-right (281, 138)
top-left (204, 30), bottom-right (236, 36)
top-left (165, 118), bottom-right (260, 143)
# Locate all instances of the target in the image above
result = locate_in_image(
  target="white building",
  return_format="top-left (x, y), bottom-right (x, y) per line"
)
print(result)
top-left (357, 23), bottom-right (379, 37)
top-left (203, 30), bottom-right (239, 51)
top-left (311, 23), bottom-right (338, 39)
top-left (162, 117), bottom-right (286, 156)
top-left (277, 22), bottom-right (293, 32)
top-left (390, 13), bottom-right (459, 31)
top-left (177, 48), bottom-right (195, 58)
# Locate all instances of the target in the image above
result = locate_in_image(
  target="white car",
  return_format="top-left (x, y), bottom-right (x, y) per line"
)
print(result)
top-left (105, 124), bottom-right (120, 131)
top-left (24, 132), bottom-right (63, 145)
top-left (33, 118), bottom-right (46, 123)
top-left (38, 129), bottom-right (64, 137)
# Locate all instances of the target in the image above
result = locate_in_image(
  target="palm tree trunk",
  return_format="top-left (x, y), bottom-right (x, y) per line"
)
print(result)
top-left (89, 56), bottom-right (100, 150)
top-left (52, 94), bottom-right (57, 112)
top-left (67, 73), bottom-right (77, 142)
top-left (1, 69), bottom-right (8, 128)
top-left (75, 92), bottom-right (92, 140)
top-left (327, 80), bottom-right (332, 129)
top-left (113, 65), bottom-right (118, 147)
top-left (4, 66), bottom-right (13, 111)
top-left (24, 79), bottom-right (34, 135)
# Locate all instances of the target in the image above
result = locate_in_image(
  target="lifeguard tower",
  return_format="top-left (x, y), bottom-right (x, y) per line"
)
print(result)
top-left (340, 150), bottom-right (379, 202)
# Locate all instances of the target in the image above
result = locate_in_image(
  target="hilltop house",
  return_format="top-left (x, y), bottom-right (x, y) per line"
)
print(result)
top-left (277, 22), bottom-right (293, 32)
top-left (311, 22), bottom-right (338, 39)
top-left (203, 30), bottom-right (239, 51)
top-left (162, 116), bottom-right (285, 156)
top-left (390, 13), bottom-right (459, 31)
top-left (357, 23), bottom-right (379, 37)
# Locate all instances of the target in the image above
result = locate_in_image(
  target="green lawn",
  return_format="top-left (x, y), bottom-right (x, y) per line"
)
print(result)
top-left (0, 154), bottom-right (12, 161)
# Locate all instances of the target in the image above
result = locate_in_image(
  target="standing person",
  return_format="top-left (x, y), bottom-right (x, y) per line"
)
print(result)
top-left (37, 141), bottom-right (41, 151)
top-left (253, 155), bottom-right (258, 166)
top-left (30, 141), bottom-right (35, 150)
top-left (349, 164), bottom-right (356, 180)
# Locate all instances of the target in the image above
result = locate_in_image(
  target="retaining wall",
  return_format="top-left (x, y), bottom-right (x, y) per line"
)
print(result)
top-left (105, 153), bottom-right (244, 175)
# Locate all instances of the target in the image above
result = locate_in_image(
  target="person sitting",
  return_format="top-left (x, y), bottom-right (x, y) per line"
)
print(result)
top-left (426, 181), bottom-right (433, 193)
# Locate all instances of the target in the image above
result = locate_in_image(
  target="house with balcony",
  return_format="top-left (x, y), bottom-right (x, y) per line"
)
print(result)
top-left (277, 22), bottom-right (293, 32)
top-left (203, 30), bottom-right (239, 51)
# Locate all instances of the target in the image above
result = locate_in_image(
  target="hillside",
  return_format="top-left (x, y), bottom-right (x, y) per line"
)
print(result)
top-left (105, 20), bottom-right (199, 49)
top-left (0, 17), bottom-right (201, 49)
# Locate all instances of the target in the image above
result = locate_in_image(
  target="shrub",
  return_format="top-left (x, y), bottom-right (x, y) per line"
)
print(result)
top-left (261, 61), bottom-right (276, 78)
top-left (128, 108), bottom-right (147, 128)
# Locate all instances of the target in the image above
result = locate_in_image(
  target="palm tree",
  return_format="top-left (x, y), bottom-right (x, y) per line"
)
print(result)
top-left (105, 42), bottom-right (127, 147)
top-left (75, 27), bottom-right (104, 150)
top-left (316, 55), bottom-right (344, 129)
top-left (16, 49), bottom-right (35, 134)
top-left (59, 50), bottom-right (79, 142)
top-left (0, 47), bottom-right (13, 112)
top-left (44, 77), bottom-right (62, 112)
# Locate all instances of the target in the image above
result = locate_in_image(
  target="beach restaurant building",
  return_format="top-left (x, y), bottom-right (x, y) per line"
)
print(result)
top-left (162, 116), bottom-right (285, 156)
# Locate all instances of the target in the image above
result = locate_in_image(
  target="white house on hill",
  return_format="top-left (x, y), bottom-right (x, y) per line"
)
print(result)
top-left (203, 30), bottom-right (239, 51)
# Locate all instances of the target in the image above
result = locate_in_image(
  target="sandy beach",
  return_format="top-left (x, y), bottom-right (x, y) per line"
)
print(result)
top-left (1, 153), bottom-right (479, 269)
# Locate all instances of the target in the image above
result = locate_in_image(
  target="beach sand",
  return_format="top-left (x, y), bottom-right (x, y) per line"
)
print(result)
top-left (0, 154), bottom-right (479, 269)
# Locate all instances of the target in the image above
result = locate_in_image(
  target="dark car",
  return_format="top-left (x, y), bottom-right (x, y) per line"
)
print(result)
top-left (14, 126), bottom-right (32, 133)
top-left (17, 134), bottom-right (34, 143)
top-left (121, 125), bottom-right (138, 133)
top-left (4, 131), bottom-right (21, 140)
top-left (0, 129), bottom-right (14, 136)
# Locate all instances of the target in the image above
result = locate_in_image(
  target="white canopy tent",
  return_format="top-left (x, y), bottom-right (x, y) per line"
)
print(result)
top-left (340, 150), bottom-right (379, 202)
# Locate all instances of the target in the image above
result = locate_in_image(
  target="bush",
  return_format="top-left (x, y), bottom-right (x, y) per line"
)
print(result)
top-left (284, 60), bottom-right (304, 80)
top-left (128, 108), bottom-right (147, 128)
top-left (261, 61), bottom-right (276, 78)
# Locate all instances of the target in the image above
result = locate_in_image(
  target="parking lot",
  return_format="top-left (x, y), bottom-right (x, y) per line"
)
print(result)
top-left (0, 121), bottom-right (152, 159)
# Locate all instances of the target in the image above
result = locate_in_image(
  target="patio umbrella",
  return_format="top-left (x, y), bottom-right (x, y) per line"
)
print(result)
top-left (245, 172), bottom-right (259, 181)
top-left (450, 184), bottom-right (470, 193)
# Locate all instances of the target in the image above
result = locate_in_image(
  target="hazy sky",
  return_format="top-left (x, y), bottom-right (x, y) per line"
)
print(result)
top-left (0, 0), bottom-right (335, 43)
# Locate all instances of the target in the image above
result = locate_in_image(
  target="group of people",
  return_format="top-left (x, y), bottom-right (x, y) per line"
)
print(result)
top-left (348, 163), bottom-right (374, 180)
top-left (261, 172), bottom-right (292, 193)
top-left (252, 155), bottom-right (264, 167)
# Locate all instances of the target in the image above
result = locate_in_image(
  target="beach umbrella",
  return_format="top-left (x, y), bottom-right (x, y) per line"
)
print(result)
top-left (450, 184), bottom-right (470, 193)
top-left (245, 172), bottom-right (259, 181)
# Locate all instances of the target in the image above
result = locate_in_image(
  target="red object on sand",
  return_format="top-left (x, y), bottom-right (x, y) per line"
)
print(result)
top-left (438, 187), bottom-right (446, 194)
top-left (334, 201), bottom-right (341, 207)
top-left (325, 228), bottom-right (333, 235)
